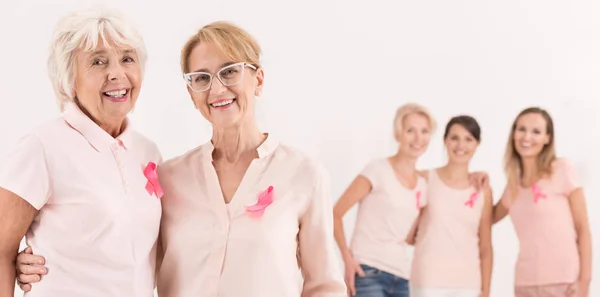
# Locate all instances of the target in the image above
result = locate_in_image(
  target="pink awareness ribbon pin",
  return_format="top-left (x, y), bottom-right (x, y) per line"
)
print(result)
top-left (143, 162), bottom-right (164, 199)
top-left (415, 190), bottom-right (422, 210)
top-left (465, 192), bottom-right (478, 208)
top-left (532, 184), bottom-right (546, 204)
top-left (245, 186), bottom-right (274, 217)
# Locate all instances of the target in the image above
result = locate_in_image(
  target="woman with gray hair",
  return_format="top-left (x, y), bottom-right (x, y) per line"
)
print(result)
top-left (0, 9), bottom-right (162, 296)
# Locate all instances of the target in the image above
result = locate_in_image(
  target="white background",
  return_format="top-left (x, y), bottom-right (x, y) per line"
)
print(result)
top-left (1, 0), bottom-right (598, 296)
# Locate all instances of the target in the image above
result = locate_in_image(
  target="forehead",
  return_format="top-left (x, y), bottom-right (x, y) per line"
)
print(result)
top-left (404, 113), bottom-right (430, 127)
top-left (188, 42), bottom-right (232, 72)
top-left (517, 113), bottom-right (546, 127)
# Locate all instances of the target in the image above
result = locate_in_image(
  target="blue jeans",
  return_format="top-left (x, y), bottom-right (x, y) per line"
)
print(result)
top-left (354, 264), bottom-right (409, 297)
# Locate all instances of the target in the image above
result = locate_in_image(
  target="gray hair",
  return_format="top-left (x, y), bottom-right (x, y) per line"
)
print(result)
top-left (48, 9), bottom-right (147, 111)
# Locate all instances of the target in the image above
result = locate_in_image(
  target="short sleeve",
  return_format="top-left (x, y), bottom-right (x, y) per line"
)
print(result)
top-left (0, 134), bottom-right (52, 210)
top-left (359, 159), bottom-right (383, 189)
top-left (555, 158), bottom-right (582, 196)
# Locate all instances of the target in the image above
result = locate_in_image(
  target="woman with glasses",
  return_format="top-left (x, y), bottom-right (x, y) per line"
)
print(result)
top-left (15, 20), bottom-right (347, 297)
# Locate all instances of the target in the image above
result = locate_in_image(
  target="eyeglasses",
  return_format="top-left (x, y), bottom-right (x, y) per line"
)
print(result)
top-left (183, 62), bottom-right (257, 93)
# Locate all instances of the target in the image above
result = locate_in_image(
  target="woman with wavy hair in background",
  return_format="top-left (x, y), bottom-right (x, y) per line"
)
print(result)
top-left (493, 107), bottom-right (592, 297)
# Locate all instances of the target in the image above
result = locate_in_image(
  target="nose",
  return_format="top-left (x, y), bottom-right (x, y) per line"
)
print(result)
top-left (209, 76), bottom-right (227, 96)
top-left (107, 62), bottom-right (126, 81)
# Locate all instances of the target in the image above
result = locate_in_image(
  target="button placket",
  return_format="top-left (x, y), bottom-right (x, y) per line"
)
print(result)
top-left (110, 142), bottom-right (131, 194)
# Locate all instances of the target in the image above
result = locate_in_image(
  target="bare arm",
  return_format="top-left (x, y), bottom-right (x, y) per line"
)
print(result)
top-left (478, 186), bottom-right (494, 297)
top-left (568, 188), bottom-right (592, 284)
top-left (492, 202), bottom-right (509, 224)
top-left (332, 175), bottom-right (371, 261)
top-left (0, 187), bottom-right (37, 297)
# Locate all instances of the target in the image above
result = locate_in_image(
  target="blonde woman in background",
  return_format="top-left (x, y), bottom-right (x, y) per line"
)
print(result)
top-left (333, 103), bottom-right (434, 297)
top-left (493, 107), bottom-right (592, 297)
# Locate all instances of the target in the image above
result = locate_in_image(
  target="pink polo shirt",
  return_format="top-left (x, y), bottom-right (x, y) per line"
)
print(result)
top-left (349, 158), bottom-right (428, 279)
top-left (410, 170), bottom-right (484, 290)
top-left (0, 102), bottom-right (162, 296)
top-left (500, 158), bottom-right (582, 286)
top-left (156, 134), bottom-right (346, 297)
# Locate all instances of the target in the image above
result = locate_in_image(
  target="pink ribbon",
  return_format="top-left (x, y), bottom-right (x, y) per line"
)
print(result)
top-left (465, 192), bottom-right (478, 208)
top-left (143, 162), bottom-right (163, 199)
top-left (415, 190), bottom-right (422, 210)
top-left (532, 184), bottom-right (546, 204)
top-left (245, 186), bottom-right (274, 216)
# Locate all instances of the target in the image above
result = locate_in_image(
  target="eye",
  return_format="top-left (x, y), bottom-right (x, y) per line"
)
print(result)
top-left (123, 56), bottom-right (135, 63)
top-left (92, 59), bottom-right (106, 66)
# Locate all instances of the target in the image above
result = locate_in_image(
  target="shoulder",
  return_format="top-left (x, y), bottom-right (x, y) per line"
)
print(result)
top-left (160, 144), bottom-right (204, 175)
top-left (10, 117), bottom-right (68, 150)
top-left (130, 130), bottom-right (162, 162)
top-left (273, 143), bottom-right (330, 186)
top-left (552, 157), bottom-right (575, 171)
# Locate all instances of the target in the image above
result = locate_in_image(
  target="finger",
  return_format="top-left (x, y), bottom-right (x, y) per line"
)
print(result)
top-left (17, 273), bottom-right (41, 284)
top-left (355, 265), bottom-right (366, 277)
top-left (18, 263), bottom-right (47, 276)
top-left (18, 282), bottom-right (32, 292)
top-left (23, 246), bottom-right (33, 254)
top-left (17, 253), bottom-right (45, 265)
top-left (349, 277), bottom-right (356, 296)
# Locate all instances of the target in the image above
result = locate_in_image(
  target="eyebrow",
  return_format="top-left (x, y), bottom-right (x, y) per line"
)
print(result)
top-left (88, 49), bottom-right (136, 58)
top-left (191, 61), bottom-right (236, 73)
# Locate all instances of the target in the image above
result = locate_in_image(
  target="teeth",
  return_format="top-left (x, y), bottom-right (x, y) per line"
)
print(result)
top-left (454, 151), bottom-right (467, 155)
top-left (520, 142), bottom-right (532, 148)
top-left (212, 99), bottom-right (234, 107)
top-left (105, 90), bottom-right (127, 98)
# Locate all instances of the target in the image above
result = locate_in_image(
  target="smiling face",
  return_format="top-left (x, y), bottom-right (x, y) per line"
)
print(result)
top-left (396, 113), bottom-right (432, 159)
top-left (444, 124), bottom-right (479, 165)
top-left (73, 40), bottom-right (141, 127)
top-left (185, 42), bottom-right (264, 128)
top-left (512, 112), bottom-right (551, 159)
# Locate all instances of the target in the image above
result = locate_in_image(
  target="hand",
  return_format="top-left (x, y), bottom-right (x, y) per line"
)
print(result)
top-left (343, 253), bottom-right (365, 296)
top-left (469, 171), bottom-right (489, 192)
top-left (567, 278), bottom-right (590, 297)
top-left (15, 246), bottom-right (47, 292)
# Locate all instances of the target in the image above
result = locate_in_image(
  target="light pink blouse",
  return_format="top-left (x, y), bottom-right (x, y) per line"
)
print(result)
top-left (0, 102), bottom-right (162, 296)
top-left (500, 158), bottom-right (582, 286)
top-left (410, 170), bottom-right (484, 290)
top-left (349, 158), bottom-right (428, 279)
top-left (155, 134), bottom-right (346, 297)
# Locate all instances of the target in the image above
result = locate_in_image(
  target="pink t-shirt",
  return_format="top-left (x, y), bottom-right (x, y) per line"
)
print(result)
top-left (0, 102), bottom-right (162, 297)
top-left (500, 158), bottom-right (582, 286)
top-left (410, 170), bottom-right (484, 290)
top-left (349, 158), bottom-right (428, 279)
top-left (156, 135), bottom-right (346, 297)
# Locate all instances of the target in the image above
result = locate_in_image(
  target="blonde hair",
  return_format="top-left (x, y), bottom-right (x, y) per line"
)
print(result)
top-left (393, 103), bottom-right (437, 138)
top-left (48, 9), bottom-right (147, 111)
top-left (180, 21), bottom-right (261, 74)
top-left (504, 107), bottom-right (556, 195)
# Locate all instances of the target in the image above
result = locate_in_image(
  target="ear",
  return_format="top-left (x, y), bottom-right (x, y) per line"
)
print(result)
top-left (254, 68), bottom-right (265, 97)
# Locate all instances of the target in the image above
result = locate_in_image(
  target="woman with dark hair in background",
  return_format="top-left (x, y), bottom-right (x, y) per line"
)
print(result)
top-left (408, 116), bottom-right (493, 297)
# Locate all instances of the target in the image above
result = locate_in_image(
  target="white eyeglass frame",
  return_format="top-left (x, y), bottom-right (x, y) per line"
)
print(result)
top-left (183, 62), bottom-right (257, 93)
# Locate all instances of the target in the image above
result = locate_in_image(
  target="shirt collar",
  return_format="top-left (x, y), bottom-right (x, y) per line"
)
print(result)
top-left (200, 133), bottom-right (279, 160)
top-left (62, 102), bottom-right (133, 152)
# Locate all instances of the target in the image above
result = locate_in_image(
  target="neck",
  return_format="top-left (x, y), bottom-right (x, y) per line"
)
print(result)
top-left (389, 151), bottom-right (418, 174)
top-left (439, 161), bottom-right (470, 181)
top-left (77, 101), bottom-right (125, 138)
top-left (520, 156), bottom-right (538, 182)
top-left (211, 118), bottom-right (265, 163)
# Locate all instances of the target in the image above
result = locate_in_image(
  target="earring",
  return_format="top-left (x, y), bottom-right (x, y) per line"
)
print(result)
top-left (255, 90), bottom-right (262, 97)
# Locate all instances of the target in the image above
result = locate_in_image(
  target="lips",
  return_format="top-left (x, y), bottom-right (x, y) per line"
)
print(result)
top-left (102, 88), bottom-right (130, 102)
top-left (210, 98), bottom-right (236, 108)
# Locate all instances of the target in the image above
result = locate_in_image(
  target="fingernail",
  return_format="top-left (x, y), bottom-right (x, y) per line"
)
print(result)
top-left (40, 269), bottom-right (46, 274)
top-left (38, 260), bottom-right (44, 264)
